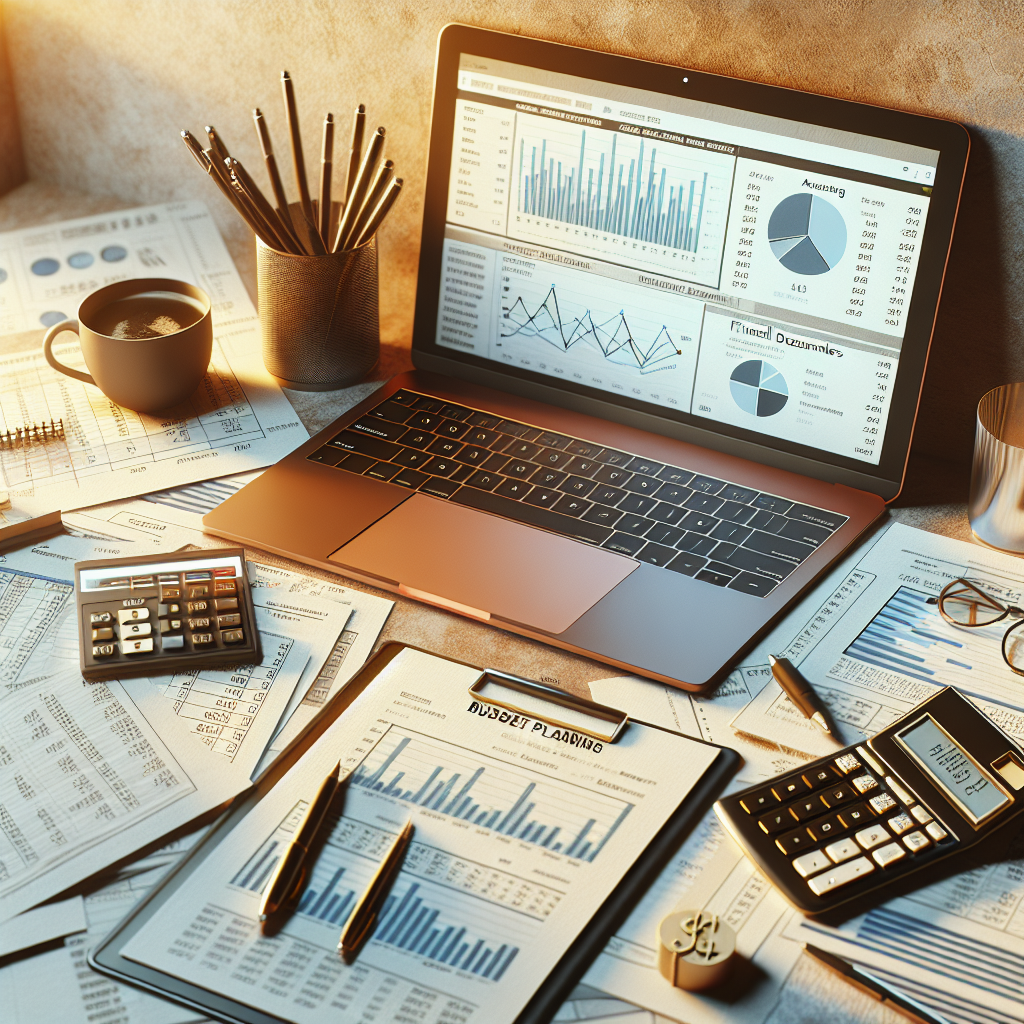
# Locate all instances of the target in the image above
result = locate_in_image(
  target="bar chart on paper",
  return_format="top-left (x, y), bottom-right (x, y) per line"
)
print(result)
top-left (508, 114), bottom-right (733, 285)
top-left (348, 726), bottom-right (632, 862)
top-left (232, 812), bottom-right (557, 980)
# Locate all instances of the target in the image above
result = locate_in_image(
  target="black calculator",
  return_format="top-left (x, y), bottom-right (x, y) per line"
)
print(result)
top-left (715, 687), bottom-right (1024, 915)
top-left (75, 548), bottom-right (261, 681)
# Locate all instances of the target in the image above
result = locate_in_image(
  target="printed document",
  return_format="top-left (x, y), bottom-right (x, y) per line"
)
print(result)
top-left (121, 648), bottom-right (722, 1024)
top-left (0, 202), bottom-right (307, 516)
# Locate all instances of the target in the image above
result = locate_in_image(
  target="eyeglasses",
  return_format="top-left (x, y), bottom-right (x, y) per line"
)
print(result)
top-left (929, 578), bottom-right (1024, 675)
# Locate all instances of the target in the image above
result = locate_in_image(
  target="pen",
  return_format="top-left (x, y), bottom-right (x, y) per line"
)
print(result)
top-left (280, 70), bottom-right (326, 255)
top-left (340, 158), bottom-right (393, 252)
top-left (803, 945), bottom-right (952, 1024)
top-left (205, 125), bottom-right (231, 165)
top-left (333, 126), bottom-right (385, 252)
top-left (318, 112), bottom-right (334, 246)
top-left (258, 760), bottom-right (342, 930)
top-left (352, 176), bottom-right (403, 248)
top-left (228, 157), bottom-right (298, 254)
top-left (768, 654), bottom-right (833, 735)
top-left (253, 107), bottom-right (307, 254)
top-left (344, 103), bottom-right (366, 205)
top-left (338, 818), bottom-right (413, 961)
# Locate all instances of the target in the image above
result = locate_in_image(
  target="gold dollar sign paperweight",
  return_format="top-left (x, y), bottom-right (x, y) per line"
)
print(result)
top-left (657, 910), bottom-right (736, 991)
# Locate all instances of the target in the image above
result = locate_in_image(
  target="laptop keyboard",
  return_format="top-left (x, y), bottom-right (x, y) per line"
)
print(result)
top-left (307, 390), bottom-right (848, 599)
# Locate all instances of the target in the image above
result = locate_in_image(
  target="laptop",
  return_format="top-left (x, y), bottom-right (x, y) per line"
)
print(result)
top-left (203, 24), bottom-right (968, 692)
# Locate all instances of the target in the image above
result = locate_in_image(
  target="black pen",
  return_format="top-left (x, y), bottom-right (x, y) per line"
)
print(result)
top-left (804, 944), bottom-right (952, 1024)
top-left (769, 654), bottom-right (832, 735)
top-left (258, 760), bottom-right (342, 931)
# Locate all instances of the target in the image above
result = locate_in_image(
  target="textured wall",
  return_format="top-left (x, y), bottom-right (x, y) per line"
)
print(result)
top-left (3, 0), bottom-right (1022, 486)
top-left (0, 3), bottom-right (26, 196)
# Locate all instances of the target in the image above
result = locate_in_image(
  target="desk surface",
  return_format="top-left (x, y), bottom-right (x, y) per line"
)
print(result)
top-left (0, 179), bottom-right (951, 1024)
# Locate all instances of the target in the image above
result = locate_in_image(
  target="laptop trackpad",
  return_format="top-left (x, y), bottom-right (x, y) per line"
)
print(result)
top-left (327, 494), bottom-right (637, 633)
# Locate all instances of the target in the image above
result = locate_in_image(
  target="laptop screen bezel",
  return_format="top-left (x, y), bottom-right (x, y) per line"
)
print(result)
top-left (411, 23), bottom-right (969, 501)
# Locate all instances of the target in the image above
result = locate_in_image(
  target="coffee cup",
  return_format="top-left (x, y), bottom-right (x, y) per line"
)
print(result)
top-left (42, 277), bottom-right (213, 413)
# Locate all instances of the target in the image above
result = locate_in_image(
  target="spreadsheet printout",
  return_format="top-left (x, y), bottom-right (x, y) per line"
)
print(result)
top-left (0, 202), bottom-right (307, 516)
top-left (121, 648), bottom-right (721, 1024)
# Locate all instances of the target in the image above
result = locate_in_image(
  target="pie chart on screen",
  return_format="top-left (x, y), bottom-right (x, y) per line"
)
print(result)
top-left (730, 359), bottom-right (789, 417)
top-left (768, 193), bottom-right (846, 275)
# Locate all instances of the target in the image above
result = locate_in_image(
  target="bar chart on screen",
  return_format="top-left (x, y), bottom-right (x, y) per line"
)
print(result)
top-left (508, 114), bottom-right (733, 286)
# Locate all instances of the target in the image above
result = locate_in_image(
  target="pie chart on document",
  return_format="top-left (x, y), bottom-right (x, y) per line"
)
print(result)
top-left (729, 359), bottom-right (789, 417)
top-left (768, 193), bottom-right (847, 275)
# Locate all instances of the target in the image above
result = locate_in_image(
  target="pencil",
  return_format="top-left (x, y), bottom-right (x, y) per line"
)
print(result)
top-left (344, 103), bottom-right (366, 205)
top-left (319, 113), bottom-right (334, 246)
top-left (280, 70), bottom-right (325, 254)
top-left (352, 176), bottom-right (403, 248)
top-left (333, 126), bottom-right (385, 252)
top-left (252, 107), bottom-right (306, 254)
top-left (340, 158), bottom-right (393, 251)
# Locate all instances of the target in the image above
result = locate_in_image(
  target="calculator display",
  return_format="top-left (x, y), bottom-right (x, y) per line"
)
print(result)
top-left (897, 715), bottom-right (1009, 824)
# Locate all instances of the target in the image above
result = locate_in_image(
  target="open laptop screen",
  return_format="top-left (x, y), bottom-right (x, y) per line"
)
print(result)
top-left (416, 30), bottom-right (966, 495)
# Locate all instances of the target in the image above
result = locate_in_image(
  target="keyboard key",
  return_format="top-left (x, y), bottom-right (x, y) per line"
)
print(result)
top-left (523, 487), bottom-right (560, 508)
top-left (496, 419), bottom-right (534, 437)
top-left (837, 803), bottom-right (872, 829)
top-left (749, 510), bottom-right (788, 533)
top-left (771, 778), bottom-right (810, 801)
top-left (622, 475), bottom-right (661, 495)
top-left (636, 543), bottom-right (677, 566)
top-left (911, 805), bottom-right (933, 824)
top-left (463, 427), bottom-right (499, 446)
top-left (566, 440), bottom-right (602, 458)
top-left (406, 411), bottom-right (443, 431)
top-left (709, 542), bottom-right (739, 562)
top-left (739, 788), bottom-right (777, 814)
top-left (420, 477), bottom-right (462, 498)
top-left (787, 504), bottom-right (847, 531)
top-left (869, 793), bottom-right (898, 815)
top-left (565, 456), bottom-right (600, 477)
top-left (717, 501), bottom-right (758, 524)
top-left (452, 487), bottom-right (613, 544)
top-left (536, 430), bottom-right (571, 448)
top-left (504, 440), bottom-right (541, 460)
top-left (851, 774), bottom-right (879, 795)
top-left (397, 427), bottom-right (433, 449)
top-left (366, 462), bottom-right (401, 481)
top-left (653, 483), bottom-right (691, 504)
top-left (667, 552), bottom-right (708, 576)
top-left (503, 459), bottom-right (536, 479)
top-left (616, 513), bottom-right (653, 536)
top-left (656, 466), bottom-right (693, 485)
top-left (777, 829), bottom-right (813, 857)
top-left (427, 436), bottom-right (463, 457)
top-left (677, 534), bottom-right (716, 556)
top-left (791, 848), bottom-right (830, 874)
top-left (744, 532), bottom-right (815, 564)
top-left (392, 468), bottom-right (429, 489)
top-left (494, 477), bottom-right (529, 499)
top-left (582, 504), bottom-right (624, 528)
top-left (807, 856), bottom-right (874, 895)
top-left (689, 475), bottom-right (725, 494)
top-left (854, 824), bottom-right (890, 849)
top-left (728, 572), bottom-right (778, 597)
top-left (648, 502), bottom-right (685, 525)
top-left (757, 809), bottom-right (794, 834)
top-left (530, 468), bottom-right (567, 488)
top-left (348, 417), bottom-right (409, 442)
top-left (336, 452), bottom-right (376, 475)
top-left (436, 419), bottom-right (470, 439)
top-left (552, 495), bottom-right (591, 517)
top-left (872, 842), bottom-right (906, 868)
top-left (902, 830), bottom-right (931, 854)
top-left (422, 457), bottom-right (460, 477)
top-left (454, 445), bottom-right (493, 466)
top-left (696, 567), bottom-right (735, 587)
top-left (368, 400), bottom-right (415, 423)
top-left (789, 795), bottom-right (829, 821)
top-left (307, 445), bottom-right (346, 466)
top-left (835, 753), bottom-right (861, 774)
top-left (466, 470), bottom-right (502, 490)
top-left (450, 464), bottom-right (475, 482)
top-left (626, 457), bottom-right (663, 476)
top-left (888, 813), bottom-right (915, 836)
top-left (803, 766), bottom-right (840, 789)
top-left (925, 821), bottom-right (949, 842)
top-left (388, 389), bottom-right (419, 406)
top-left (806, 814), bottom-right (843, 841)
top-left (824, 838), bottom-right (860, 863)
top-left (393, 447), bottom-right (431, 468)
top-left (779, 518), bottom-right (832, 548)
top-left (534, 448), bottom-right (573, 470)
top-left (467, 411), bottom-right (502, 429)
top-left (413, 397), bottom-right (444, 412)
top-left (720, 484), bottom-right (758, 502)
top-left (752, 494), bottom-right (793, 514)
top-left (646, 523), bottom-right (684, 546)
top-left (591, 484), bottom-right (627, 506)
top-left (221, 628), bottom-right (245, 644)
top-left (560, 476), bottom-right (597, 497)
top-left (711, 521), bottom-right (752, 544)
top-left (330, 431), bottom-right (401, 461)
top-left (618, 494), bottom-right (657, 516)
top-left (822, 785), bottom-right (858, 808)
top-left (680, 511), bottom-right (717, 533)
top-left (159, 636), bottom-right (183, 650)
top-left (725, 547), bottom-right (798, 582)
top-left (593, 465), bottom-right (632, 487)
top-left (603, 532), bottom-right (646, 556)
top-left (684, 492), bottom-right (724, 514)
top-left (596, 448), bottom-right (632, 466)
top-left (438, 403), bottom-right (471, 421)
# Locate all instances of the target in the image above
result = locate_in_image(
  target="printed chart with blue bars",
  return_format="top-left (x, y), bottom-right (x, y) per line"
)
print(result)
top-left (349, 727), bottom-right (633, 861)
top-left (839, 586), bottom-right (1024, 708)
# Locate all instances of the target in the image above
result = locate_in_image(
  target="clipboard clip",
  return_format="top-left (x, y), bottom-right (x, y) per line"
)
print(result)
top-left (469, 669), bottom-right (628, 744)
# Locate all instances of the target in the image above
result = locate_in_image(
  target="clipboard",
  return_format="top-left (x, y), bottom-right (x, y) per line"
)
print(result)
top-left (90, 643), bottom-right (739, 1024)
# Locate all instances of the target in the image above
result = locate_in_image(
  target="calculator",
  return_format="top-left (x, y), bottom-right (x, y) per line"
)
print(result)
top-left (75, 548), bottom-right (261, 681)
top-left (715, 687), bottom-right (1024, 915)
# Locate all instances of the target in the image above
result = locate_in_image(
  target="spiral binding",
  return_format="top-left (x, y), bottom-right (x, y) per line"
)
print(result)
top-left (0, 419), bottom-right (65, 448)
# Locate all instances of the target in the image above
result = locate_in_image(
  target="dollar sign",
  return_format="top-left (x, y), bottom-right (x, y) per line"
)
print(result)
top-left (673, 912), bottom-right (719, 960)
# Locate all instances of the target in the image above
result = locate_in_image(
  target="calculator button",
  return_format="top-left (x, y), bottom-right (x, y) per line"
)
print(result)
top-left (90, 612), bottom-right (113, 625)
top-left (856, 745), bottom-right (885, 774)
top-left (771, 778), bottom-right (810, 801)
top-left (911, 804), bottom-right (933, 824)
top-left (756, 809), bottom-right (793, 833)
top-left (851, 775), bottom-right (878, 794)
top-left (925, 821), bottom-right (949, 842)
top-left (854, 824), bottom-right (890, 850)
top-left (161, 635), bottom-right (184, 650)
top-left (121, 638), bottom-right (154, 654)
top-left (821, 785), bottom-right (857, 808)
top-left (189, 585), bottom-right (209, 598)
top-left (217, 613), bottom-right (241, 628)
top-left (158, 603), bottom-right (180, 616)
top-left (837, 803), bottom-right (871, 829)
top-left (92, 643), bottom-right (115, 657)
top-left (903, 830), bottom-right (931, 854)
top-left (887, 812), bottom-right (915, 835)
top-left (130, 575), bottom-right (155, 588)
top-left (191, 633), bottom-right (214, 646)
top-left (806, 814), bottom-right (843, 841)
top-left (792, 850), bottom-right (831, 878)
top-left (187, 601), bottom-right (208, 613)
top-left (834, 753), bottom-right (861, 774)
top-left (823, 838), bottom-right (860, 864)
top-left (885, 776), bottom-right (914, 805)
top-left (160, 619), bottom-right (182, 634)
top-left (92, 627), bottom-right (114, 641)
top-left (872, 842), bottom-right (906, 868)
top-left (221, 628), bottom-right (245, 644)
top-left (807, 856), bottom-right (874, 895)
top-left (158, 574), bottom-right (179, 584)
top-left (775, 827), bottom-right (813, 856)
top-left (188, 617), bottom-right (211, 630)
top-left (212, 566), bottom-right (236, 578)
top-left (121, 622), bottom-right (151, 637)
top-left (739, 788), bottom-right (778, 814)
top-left (790, 796), bottom-right (828, 821)
top-left (214, 598), bottom-right (238, 611)
top-left (214, 580), bottom-right (238, 595)
top-left (99, 577), bottom-right (130, 589)
top-left (869, 793), bottom-right (897, 815)
top-left (802, 766), bottom-right (839, 789)
top-left (161, 586), bottom-right (182, 599)
top-left (184, 571), bottom-right (211, 581)
top-left (117, 608), bottom-right (150, 624)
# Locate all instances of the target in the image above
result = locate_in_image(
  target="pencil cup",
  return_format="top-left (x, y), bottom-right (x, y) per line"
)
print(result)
top-left (256, 234), bottom-right (379, 390)
top-left (969, 383), bottom-right (1024, 552)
